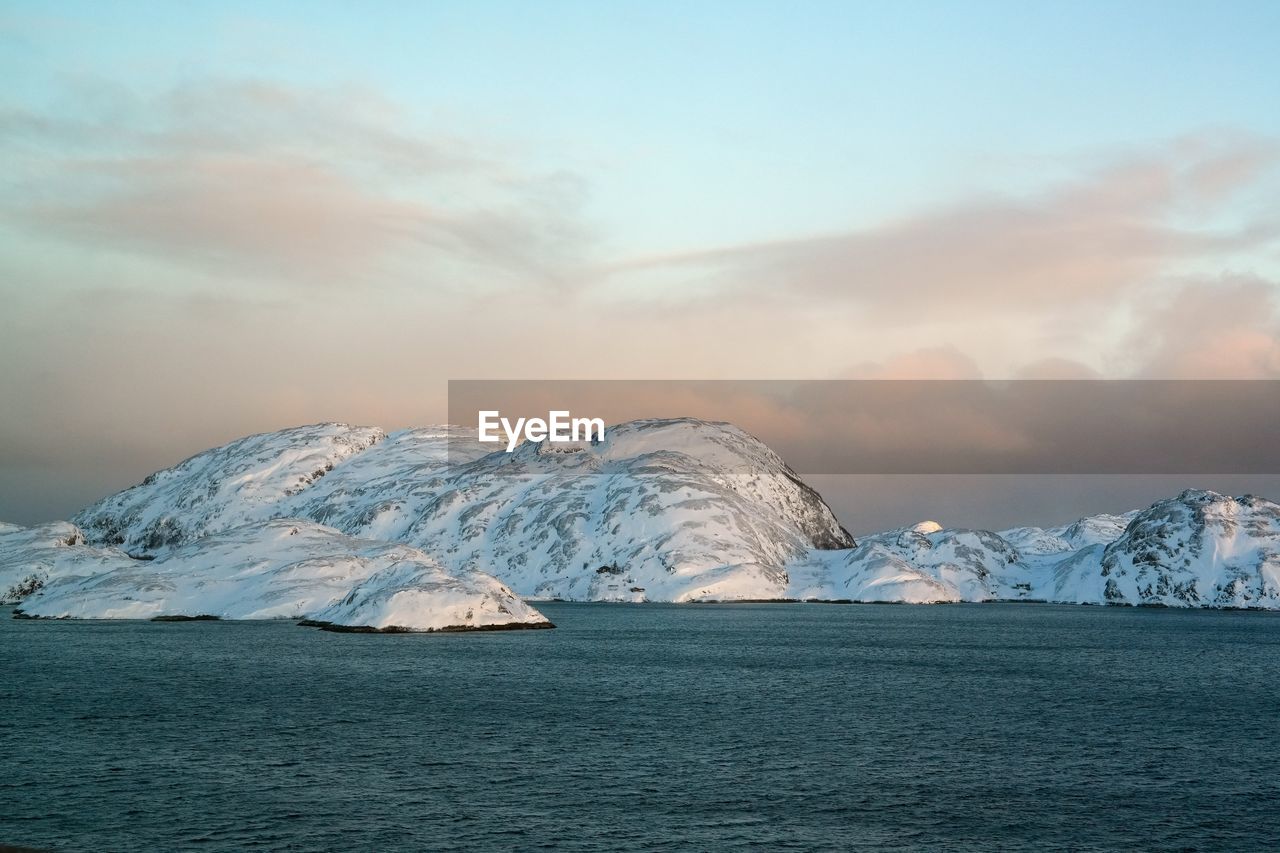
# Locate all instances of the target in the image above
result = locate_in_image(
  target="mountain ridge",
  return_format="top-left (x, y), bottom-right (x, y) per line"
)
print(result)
top-left (6, 421), bottom-right (1280, 613)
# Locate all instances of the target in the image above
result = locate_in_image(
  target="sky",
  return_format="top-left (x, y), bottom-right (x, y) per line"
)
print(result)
top-left (2, 1), bottom-right (1279, 527)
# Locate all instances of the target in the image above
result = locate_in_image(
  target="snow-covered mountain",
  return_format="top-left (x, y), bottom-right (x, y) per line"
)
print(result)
top-left (71, 419), bottom-right (855, 602)
top-left (16, 519), bottom-right (551, 632)
top-left (1052, 490), bottom-right (1280, 608)
top-left (72, 423), bottom-right (392, 552)
top-left (790, 491), bottom-right (1280, 608)
top-left (6, 418), bottom-right (1280, 613)
top-left (1000, 511), bottom-right (1139, 556)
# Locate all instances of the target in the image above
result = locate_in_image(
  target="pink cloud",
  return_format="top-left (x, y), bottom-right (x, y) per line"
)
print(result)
top-left (1129, 275), bottom-right (1280, 378)
top-left (603, 132), bottom-right (1280, 320)
top-left (4, 79), bottom-right (591, 287)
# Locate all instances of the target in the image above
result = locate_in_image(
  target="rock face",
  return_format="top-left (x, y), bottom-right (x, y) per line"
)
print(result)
top-left (17, 519), bottom-right (551, 632)
top-left (70, 419), bottom-right (854, 602)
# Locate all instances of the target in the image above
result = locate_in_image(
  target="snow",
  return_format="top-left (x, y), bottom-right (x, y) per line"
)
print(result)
top-left (17, 519), bottom-right (551, 632)
top-left (1053, 490), bottom-right (1280, 608)
top-left (69, 418), bottom-right (854, 603)
top-left (6, 419), bottom-right (1280, 613)
top-left (796, 490), bottom-right (1280, 608)
top-left (308, 559), bottom-right (552, 632)
top-left (789, 543), bottom-right (961, 603)
top-left (73, 423), bottom-right (388, 551)
top-left (1, 521), bottom-right (134, 603)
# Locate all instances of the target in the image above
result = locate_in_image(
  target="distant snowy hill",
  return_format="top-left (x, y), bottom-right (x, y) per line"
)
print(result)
top-left (16, 519), bottom-right (551, 632)
top-left (791, 521), bottom-right (1030, 603)
top-left (1052, 490), bottom-right (1280, 608)
top-left (1000, 511), bottom-right (1138, 556)
top-left (790, 491), bottom-right (1280, 608)
top-left (5, 420), bottom-right (1280, 612)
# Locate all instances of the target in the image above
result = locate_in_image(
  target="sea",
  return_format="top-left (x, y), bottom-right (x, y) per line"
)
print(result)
top-left (3, 602), bottom-right (1279, 851)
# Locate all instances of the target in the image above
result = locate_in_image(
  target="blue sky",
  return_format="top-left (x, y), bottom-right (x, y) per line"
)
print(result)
top-left (1, 2), bottom-right (1278, 522)
top-left (6, 0), bottom-right (1280, 253)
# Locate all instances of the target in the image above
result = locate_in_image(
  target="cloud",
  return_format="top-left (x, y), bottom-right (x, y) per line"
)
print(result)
top-left (1127, 275), bottom-right (1280, 378)
top-left (841, 346), bottom-right (983, 379)
top-left (603, 131), bottom-right (1280, 320)
top-left (1, 79), bottom-right (591, 287)
top-left (3, 109), bottom-right (1278, 525)
top-left (1014, 358), bottom-right (1101, 380)
top-left (839, 348), bottom-right (1101, 381)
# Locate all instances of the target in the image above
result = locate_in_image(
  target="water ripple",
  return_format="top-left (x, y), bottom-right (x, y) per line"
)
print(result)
top-left (2, 602), bottom-right (1279, 851)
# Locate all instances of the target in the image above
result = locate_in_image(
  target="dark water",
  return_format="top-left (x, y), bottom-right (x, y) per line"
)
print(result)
top-left (3, 602), bottom-right (1279, 852)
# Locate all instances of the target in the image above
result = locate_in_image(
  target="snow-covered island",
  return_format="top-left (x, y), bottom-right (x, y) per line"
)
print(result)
top-left (5, 519), bottom-right (551, 632)
top-left (4, 419), bottom-right (1279, 625)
